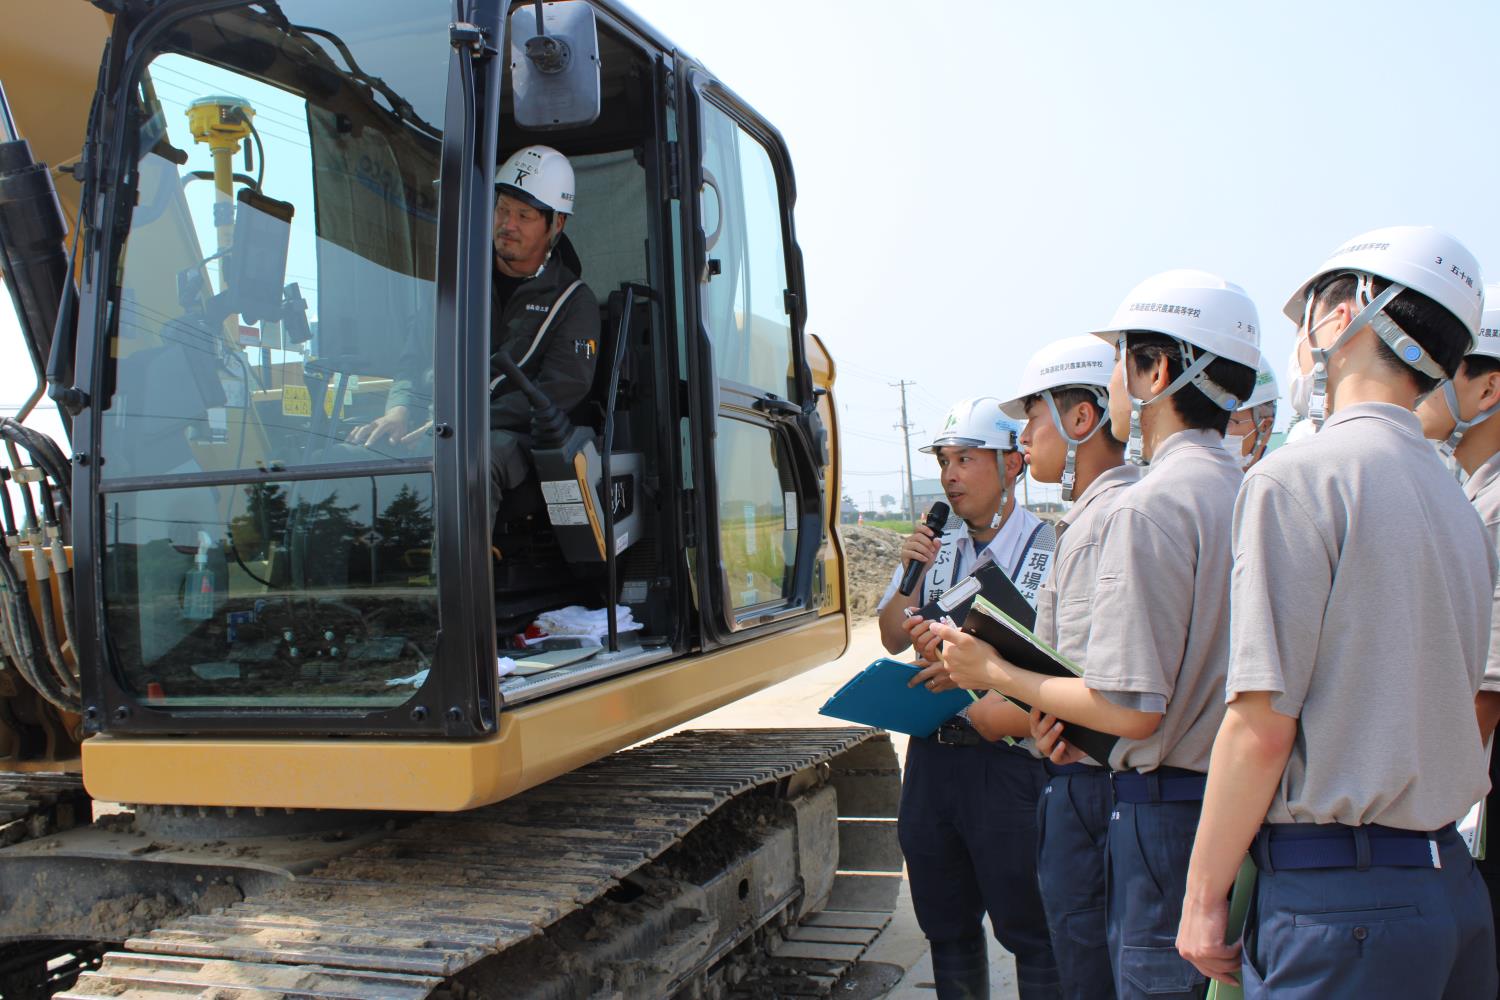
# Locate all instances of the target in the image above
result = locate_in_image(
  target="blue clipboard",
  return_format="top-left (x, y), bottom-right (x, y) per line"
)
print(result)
top-left (818, 657), bottom-right (972, 737)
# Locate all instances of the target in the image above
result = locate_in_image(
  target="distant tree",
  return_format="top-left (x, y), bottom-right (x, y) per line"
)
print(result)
top-left (230, 483), bottom-right (291, 561)
top-left (376, 483), bottom-right (434, 565)
top-left (879, 493), bottom-right (895, 511)
top-left (288, 491), bottom-right (362, 588)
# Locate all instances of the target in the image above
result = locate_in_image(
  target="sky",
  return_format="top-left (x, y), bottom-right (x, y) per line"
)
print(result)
top-left (624, 0), bottom-right (1500, 510)
top-left (4, 0), bottom-right (1500, 511)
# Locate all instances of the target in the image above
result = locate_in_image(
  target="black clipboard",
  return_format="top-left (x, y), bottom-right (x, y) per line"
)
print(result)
top-left (916, 558), bottom-right (1036, 631)
top-left (960, 596), bottom-right (1119, 765)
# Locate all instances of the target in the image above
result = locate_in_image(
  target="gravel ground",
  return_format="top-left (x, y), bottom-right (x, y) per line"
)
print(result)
top-left (842, 525), bottom-right (905, 621)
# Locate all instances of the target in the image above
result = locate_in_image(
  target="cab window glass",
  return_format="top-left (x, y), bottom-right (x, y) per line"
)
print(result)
top-left (714, 416), bottom-right (798, 615)
top-left (103, 3), bottom-right (444, 482)
top-left (97, 0), bottom-right (447, 708)
top-left (698, 103), bottom-right (794, 399)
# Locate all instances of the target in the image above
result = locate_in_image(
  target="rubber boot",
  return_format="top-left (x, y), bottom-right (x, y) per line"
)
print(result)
top-left (930, 935), bottom-right (990, 1000)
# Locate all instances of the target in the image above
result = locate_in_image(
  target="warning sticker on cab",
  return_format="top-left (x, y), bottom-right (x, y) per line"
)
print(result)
top-left (541, 480), bottom-right (584, 503)
top-left (547, 503), bottom-right (589, 526)
top-left (282, 384), bottom-right (312, 417)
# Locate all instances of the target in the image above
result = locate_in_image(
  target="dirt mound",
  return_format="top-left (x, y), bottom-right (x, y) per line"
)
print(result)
top-left (841, 525), bottom-right (904, 621)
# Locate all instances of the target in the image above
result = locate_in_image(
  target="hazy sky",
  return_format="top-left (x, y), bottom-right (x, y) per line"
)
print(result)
top-left (628, 0), bottom-right (1500, 508)
top-left (4, 0), bottom-right (1498, 510)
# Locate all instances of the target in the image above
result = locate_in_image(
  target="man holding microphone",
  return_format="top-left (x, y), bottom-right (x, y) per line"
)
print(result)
top-left (875, 397), bottom-right (1061, 999)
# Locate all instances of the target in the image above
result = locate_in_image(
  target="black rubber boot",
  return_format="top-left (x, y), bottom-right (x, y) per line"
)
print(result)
top-left (930, 935), bottom-right (990, 1000)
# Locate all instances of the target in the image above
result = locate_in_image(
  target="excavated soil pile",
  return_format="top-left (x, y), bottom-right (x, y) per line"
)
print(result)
top-left (841, 525), bottom-right (905, 621)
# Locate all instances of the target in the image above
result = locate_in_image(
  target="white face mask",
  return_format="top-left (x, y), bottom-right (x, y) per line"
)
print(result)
top-left (1286, 337), bottom-right (1314, 421)
top-left (1227, 432), bottom-right (1255, 468)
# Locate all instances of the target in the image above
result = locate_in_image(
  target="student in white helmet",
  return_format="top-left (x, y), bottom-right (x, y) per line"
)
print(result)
top-left (1417, 282), bottom-right (1500, 992)
top-left (1177, 227), bottom-right (1497, 998)
top-left (352, 145), bottom-right (598, 522)
top-left (934, 269), bottom-right (1259, 1000)
top-left (1225, 359), bottom-right (1277, 469)
top-left (876, 397), bottom-right (1061, 999)
top-left (997, 334), bottom-right (1138, 1000)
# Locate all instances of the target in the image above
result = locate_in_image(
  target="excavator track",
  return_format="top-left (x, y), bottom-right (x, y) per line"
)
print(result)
top-left (58, 728), bottom-right (901, 999)
top-left (0, 774), bottom-right (88, 848)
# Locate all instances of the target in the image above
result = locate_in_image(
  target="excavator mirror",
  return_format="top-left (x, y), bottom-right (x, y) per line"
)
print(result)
top-left (222, 188), bottom-right (293, 325)
top-left (508, 1), bottom-right (601, 130)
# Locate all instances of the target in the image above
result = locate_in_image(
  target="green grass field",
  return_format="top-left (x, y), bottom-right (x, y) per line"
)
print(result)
top-left (859, 519), bottom-right (915, 533)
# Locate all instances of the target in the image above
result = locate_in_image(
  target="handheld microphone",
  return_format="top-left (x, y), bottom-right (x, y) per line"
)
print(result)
top-left (898, 501), bottom-right (950, 596)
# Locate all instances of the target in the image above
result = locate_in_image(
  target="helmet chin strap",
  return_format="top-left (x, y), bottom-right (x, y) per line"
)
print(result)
top-left (1125, 341), bottom-right (1239, 468)
top-left (989, 452), bottom-right (1011, 530)
top-left (1304, 277), bottom-right (1448, 428)
top-left (1042, 388), bottom-right (1108, 500)
top-left (1437, 380), bottom-right (1500, 480)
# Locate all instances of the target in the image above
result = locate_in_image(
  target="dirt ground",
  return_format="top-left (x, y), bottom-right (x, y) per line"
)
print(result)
top-left (842, 525), bottom-right (904, 621)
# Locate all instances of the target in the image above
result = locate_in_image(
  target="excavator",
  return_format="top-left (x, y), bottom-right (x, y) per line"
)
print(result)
top-left (0, 1), bottom-right (902, 996)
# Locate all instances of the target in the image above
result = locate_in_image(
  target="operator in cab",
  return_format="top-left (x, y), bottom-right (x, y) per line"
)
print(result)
top-left (875, 398), bottom-right (1062, 1000)
top-left (350, 145), bottom-right (599, 521)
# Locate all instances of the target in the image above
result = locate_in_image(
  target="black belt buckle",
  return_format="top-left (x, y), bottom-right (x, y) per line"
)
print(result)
top-left (935, 720), bottom-right (976, 747)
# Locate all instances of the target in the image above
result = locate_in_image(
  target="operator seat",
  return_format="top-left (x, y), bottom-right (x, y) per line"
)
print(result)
top-left (490, 283), bottom-right (650, 631)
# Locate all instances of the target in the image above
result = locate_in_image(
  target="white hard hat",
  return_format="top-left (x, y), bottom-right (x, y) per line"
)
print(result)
top-left (921, 397), bottom-right (1020, 453)
top-left (1434, 282), bottom-right (1500, 473)
top-left (1092, 268), bottom-right (1262, 370)
top-left (1242, 356), bottom-right (1278, 409)
top-left (998, 335), bottom-right (1114, 420)
top-left (496, 145), bottom-right (575, 215)
top-left (1281, 225), bottom-right (1483, 347)
top-left (1473, 283), bottom-right (1500, 361)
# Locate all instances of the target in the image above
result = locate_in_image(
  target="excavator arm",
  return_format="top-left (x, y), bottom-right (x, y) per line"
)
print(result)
top-left (0, 2), bottom-right (112, 231)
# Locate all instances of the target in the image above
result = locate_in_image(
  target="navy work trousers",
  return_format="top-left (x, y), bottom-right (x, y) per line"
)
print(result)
top-left (1106, 797), bottom-right (1206, 999)
top-left (898, 732), bottom-right (1060, 997)
top-left (1243, 825), bottom-right (1496, 999)
top-left (1037, 766), bottom-right (1115, 1000)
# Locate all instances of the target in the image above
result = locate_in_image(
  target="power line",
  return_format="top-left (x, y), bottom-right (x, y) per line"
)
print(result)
top-left (843, 428), bottom-right (902, 444)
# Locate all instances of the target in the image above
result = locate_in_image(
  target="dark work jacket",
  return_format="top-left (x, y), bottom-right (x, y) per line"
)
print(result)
top-left (388, 234), bottom-right (599, 432)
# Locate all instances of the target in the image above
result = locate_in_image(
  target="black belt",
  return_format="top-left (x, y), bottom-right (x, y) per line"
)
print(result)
top-left (932, 718), bottom-right (986, 747)
top-left (1252, 822), bottom-right (1454, 872)
top-left (926, 718), bottom-right (1033, 755)
top-left (1110, 767), bottom-right (1206, 803)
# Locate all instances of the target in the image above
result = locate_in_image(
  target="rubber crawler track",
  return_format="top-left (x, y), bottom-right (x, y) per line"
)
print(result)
top-left (59, 728), bottom-right (890, 999)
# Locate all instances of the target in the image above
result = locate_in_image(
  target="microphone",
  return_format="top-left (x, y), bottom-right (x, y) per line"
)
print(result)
top-left (898, 501), bottom-right (950, 596)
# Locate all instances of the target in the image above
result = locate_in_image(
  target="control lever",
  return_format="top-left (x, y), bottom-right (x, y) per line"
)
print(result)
top-left (491, 351), bottom-right (571, 449)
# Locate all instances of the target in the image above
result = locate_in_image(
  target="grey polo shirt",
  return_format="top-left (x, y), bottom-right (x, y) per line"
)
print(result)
top-left (1084, 429), bottom-right (1242, 773)
top-left (1465, 450), bottom-right (1500, 695)
top-left (1227, 403), bottom-right (1496, 830)
top-left (1036, 464), bottom-right (1142, 664)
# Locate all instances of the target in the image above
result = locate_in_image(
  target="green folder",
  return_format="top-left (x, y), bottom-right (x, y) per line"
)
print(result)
top-left (1204, 856), bottom-right (1257, 1000)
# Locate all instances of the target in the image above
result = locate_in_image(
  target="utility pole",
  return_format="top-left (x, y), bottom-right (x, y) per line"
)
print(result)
top-left (892, 380), bottom-right (916, 524)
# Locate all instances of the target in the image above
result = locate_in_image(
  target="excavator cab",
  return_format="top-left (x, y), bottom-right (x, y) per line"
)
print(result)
top-left (12, 0), bottom-right (841, 775)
